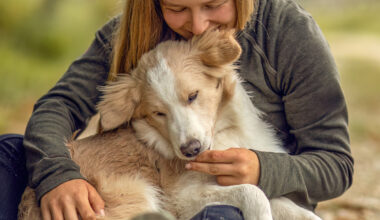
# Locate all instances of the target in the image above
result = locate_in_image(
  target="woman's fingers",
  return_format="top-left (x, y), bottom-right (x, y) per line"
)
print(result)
top-left (73, 181), bottom-right (100, 220)
top-left (75, 196), bottom-right (97, 220)
top-left (63, 203), bottom-right (79, 220)
top-left (40, 179), bottom-right (104, 220)
top-left (49, 203), bottom-right (64, 220)
top-left (193, 148), bottom-right (240, 163)
top-left (87, 182), bottom-right (105, 217)
top-left (186, 162), bottom-right (235, 176)
top-left (187, 148), bottom-right (260, 185)
top-left (41, 202), bottom-right (52, 220)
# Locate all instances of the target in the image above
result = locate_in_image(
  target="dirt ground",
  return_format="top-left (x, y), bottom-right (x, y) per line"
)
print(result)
top-left (316, 138), bottom-right (380, 220)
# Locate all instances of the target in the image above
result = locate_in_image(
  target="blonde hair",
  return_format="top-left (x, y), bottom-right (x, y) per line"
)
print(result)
top-left (108, 0), bottom-right (255, 81)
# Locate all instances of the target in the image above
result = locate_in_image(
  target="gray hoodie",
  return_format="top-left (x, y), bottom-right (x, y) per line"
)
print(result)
top-left (24, 0), bottom-right (353, 210)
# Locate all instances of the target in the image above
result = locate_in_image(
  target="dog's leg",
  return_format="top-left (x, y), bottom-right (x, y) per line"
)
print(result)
top-left (270, 197), bottom-right (322, 220)
top-left (93, 174), bottom-right (164, 220)
top-left (202, 184), bottom-right (273, 220)
top-left (171, 176), bottom-right (272, 220)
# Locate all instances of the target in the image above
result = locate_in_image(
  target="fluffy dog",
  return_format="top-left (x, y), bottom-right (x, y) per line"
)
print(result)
top-left (18, 30), bottom-right (321, 220)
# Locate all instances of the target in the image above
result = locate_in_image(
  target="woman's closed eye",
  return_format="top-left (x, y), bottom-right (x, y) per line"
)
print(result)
top-left (165, 6), bottom-right (186, 13)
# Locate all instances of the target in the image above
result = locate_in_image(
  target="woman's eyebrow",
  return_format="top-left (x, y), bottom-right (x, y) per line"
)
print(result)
top-left (162, 0), bottom-right (220, 7)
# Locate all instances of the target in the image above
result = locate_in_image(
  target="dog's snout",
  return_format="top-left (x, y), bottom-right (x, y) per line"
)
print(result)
top-left (180, 139), bottom-right (201, 158)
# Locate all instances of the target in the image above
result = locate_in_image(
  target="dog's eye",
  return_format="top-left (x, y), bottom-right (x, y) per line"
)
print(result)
top-left (188, 91), bottom-right (198, 104)
top-left (153, 111), bottom-right (166, 117)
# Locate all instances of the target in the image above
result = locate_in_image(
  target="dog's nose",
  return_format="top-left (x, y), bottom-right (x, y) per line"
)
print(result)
top-left (180, 139), bottom-right (201, 158)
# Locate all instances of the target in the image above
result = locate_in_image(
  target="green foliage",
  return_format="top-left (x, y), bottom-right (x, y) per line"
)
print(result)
top-left (339, 57), bottom-right (380, 141)
top-left (304, 1), bottom-right (380, 36)
top-left (0, 0), bottom-right (121, 132)
top-left (0, 0), bottom-right (121, 59)
top-left (0, 0), bottom-right (121, 104)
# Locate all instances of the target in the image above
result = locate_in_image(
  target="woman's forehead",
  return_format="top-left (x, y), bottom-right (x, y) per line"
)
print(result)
top-left (161, 0), bottom-right (225, 6)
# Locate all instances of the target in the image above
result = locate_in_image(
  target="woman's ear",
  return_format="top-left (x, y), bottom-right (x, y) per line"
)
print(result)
top-left (193, 29), bottom-right (242, 67)
top-left (97, 74), bottom-right (141, 131)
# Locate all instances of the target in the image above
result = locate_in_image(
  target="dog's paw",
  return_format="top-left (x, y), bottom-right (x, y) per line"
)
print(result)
top-left (270, 197), bottom-right (321, 220)
top-left (301, 212), bottom-right (322, 220)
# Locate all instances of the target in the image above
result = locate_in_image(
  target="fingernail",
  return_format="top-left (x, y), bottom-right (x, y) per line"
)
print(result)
top-left (98, 209), bottom-right (105, 217)
top-left (185, 163), bottom-right (191, 169)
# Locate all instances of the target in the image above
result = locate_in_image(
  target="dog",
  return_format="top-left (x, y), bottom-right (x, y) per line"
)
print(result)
top-left (18, 30), bottom-right (321, 220)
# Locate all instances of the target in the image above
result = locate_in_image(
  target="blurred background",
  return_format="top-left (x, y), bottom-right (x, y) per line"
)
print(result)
top-left (0, 0), bottom-right (379, 219)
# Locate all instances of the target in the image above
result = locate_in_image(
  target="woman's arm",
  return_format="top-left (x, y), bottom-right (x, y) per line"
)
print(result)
top-left (23, 16), bottom-right (118, 203)
top-left (250, 0), bottom-right (353, 208)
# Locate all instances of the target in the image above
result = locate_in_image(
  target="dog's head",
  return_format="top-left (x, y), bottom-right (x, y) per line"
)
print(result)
top-left (97, 30), bottom-right (241, 160)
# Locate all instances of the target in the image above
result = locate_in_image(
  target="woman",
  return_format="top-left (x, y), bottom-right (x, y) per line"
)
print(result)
top-left (0, 0), bottom-right (353, 219)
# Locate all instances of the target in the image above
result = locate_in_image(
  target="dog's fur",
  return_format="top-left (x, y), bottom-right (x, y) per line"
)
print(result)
top-left (18, 30), bottom-right (321, 220)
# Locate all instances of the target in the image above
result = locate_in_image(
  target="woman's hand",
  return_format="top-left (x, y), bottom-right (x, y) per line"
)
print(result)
top-left (185, 148), bottom-right (260, 186)
top-left (40, 179), bottom-right (105, 220)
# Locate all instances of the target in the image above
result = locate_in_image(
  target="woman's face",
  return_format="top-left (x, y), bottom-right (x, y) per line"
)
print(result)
top-left (160, 0), bottom-right (237, 39)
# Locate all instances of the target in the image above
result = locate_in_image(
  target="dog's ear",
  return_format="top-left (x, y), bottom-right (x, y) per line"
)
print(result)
top-left (97, 75), bottom-right (141, 131)
top-left (193, 29), bottom-right (240, 104)
top-left (193, 29), bottom-right (242, 68)
top-left (221, 71), bottom-right (237, 104)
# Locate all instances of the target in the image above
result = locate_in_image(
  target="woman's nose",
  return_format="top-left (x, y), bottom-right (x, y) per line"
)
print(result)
top-left (191, 12), bottom-right (209, 35)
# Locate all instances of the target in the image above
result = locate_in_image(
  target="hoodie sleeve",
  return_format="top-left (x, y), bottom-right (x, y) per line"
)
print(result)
top-left (23, 16), bottom-right (119, 202)
top-left (240, 0), bottom-right (353, 209)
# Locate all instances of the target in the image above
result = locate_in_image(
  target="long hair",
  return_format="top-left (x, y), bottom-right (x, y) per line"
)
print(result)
top-left (108, 0), bottom-right (255, 81)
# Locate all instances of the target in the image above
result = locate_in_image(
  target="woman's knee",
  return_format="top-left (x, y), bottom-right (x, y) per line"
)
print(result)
top-left (0, 134), bottom-right (24, 152)
top-left (0, 134), bottom-right (26, 177)
top-left (190, 205), bottom-right (245, 220)
top-left (0, 134), bottom-right (27, 220)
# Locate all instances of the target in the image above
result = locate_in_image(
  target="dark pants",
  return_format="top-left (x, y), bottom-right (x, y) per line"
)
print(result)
top-left (0, 134), bottom-right (28, 220)
top-left (191, 205), bottom-right (244, 220)
top-left (0, 134), bottom-right (244, 220)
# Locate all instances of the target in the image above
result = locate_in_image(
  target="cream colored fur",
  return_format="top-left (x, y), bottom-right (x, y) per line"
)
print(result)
top-left (18, 30), bottom-right (320, 220)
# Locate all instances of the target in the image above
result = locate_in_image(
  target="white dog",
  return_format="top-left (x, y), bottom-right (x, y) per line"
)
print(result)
top-left (19, 30), bottom-right (321, 220)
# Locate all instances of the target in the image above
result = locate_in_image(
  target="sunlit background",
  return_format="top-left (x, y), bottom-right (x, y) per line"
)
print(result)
top-left (1, 0), bottom-right (379, 219)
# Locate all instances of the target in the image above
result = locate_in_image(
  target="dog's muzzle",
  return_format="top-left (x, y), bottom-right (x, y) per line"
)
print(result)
top-left (180, 139), bottom-right (201, 158)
